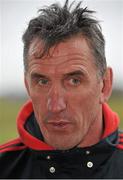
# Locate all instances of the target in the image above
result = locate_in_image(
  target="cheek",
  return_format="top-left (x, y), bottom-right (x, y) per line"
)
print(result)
top-left (30, 91), bottom-right (47, 120)
top-left (67, 90), bottom-right (90, 114)
top-left (67, 93), bottom-right (86, 129)
top-left (67, 86), bottom-right (100, 122)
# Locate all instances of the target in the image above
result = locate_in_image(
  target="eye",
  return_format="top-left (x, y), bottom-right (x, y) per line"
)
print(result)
top-left (69, 77), bottom-right (81, 86)
top-left (38, 78), bottom-right (49, 86)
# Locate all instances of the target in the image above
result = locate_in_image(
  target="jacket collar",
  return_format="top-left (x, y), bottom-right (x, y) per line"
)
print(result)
top-left (17, 100), bottom-right (119, 151)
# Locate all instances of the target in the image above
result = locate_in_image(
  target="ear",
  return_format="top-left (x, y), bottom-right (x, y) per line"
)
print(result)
top-left (24, 75), bottom-right (31, 97)
top-left (100, 67), bottom-right (113, 104)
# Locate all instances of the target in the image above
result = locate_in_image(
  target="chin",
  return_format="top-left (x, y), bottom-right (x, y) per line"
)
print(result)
top-left (45, 137), bottom-right (79, 150)
top-left (53, 144), bottom-right (76, 151)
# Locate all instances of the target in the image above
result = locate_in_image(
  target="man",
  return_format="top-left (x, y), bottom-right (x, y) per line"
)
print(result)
top-left (0, 0), bottom-right (123, 178)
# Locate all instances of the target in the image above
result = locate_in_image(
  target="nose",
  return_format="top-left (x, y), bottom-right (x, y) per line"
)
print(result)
top-left (47, 85), bottom-right (67, 113)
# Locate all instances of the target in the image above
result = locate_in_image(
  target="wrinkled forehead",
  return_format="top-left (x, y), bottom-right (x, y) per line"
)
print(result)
top-left (27, 36), bottom-right (95, 65)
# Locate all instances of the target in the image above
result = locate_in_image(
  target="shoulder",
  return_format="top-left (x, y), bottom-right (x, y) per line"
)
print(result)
top-left (0, 137), bottom-right (26, 154)
top-left (117, 130), bottom-right (123, 150)
top-left (0, 138), bottom-right (28, 178)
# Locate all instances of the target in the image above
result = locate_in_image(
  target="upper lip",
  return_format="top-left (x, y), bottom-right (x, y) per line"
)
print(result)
top-left (48, 120), bottom-right (70, 126)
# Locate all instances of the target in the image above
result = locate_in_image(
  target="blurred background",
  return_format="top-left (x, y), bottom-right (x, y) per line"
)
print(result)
top-left (0, 0), bottom-right (123, 144)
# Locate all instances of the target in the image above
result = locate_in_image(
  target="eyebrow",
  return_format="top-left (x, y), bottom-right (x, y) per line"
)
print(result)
top-left (31, 73), bottom-right (48, 79)
top-left (30, 70), bottom-right (84, 80)
top-left (64, 70), bottom-right (84, 77)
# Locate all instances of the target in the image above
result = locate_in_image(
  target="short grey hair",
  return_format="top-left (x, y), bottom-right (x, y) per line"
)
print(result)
top-left (22, 0), bottom-right (107, 76)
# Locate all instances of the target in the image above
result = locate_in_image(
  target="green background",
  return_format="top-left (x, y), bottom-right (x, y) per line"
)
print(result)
top-left (0, 90), bottom-right (123, 144)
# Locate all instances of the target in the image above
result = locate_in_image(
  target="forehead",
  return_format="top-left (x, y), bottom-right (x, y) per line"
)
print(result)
top-left (28, 36), bottom-right (96, 73)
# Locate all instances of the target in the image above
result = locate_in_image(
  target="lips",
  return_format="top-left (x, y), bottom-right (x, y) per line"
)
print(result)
top-left (47, 119), bottom-right (71, 130)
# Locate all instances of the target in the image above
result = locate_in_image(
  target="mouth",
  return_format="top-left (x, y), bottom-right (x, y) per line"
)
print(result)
top-left (47, 120), bottom-right (71, 131)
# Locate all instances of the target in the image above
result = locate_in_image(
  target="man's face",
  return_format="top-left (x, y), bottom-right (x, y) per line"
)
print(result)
top-left (25, 36), bottom-right (104, 150)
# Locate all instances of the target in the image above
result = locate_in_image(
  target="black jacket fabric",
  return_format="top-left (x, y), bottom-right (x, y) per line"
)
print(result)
top-left (0, 101), bottom-right (123, 179)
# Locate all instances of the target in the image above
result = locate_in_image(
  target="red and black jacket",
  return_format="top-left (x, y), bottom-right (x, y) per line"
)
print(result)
top-left (0, 101), bottom-right (123, 179)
